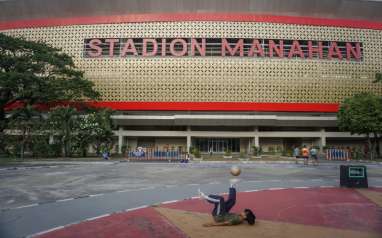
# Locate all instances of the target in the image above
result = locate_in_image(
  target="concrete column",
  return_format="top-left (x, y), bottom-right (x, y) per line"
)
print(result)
top-left (254, 127), bottom-right (259, 147)
top-left (186, 126), bottom-right (191, 153)
top-left (118, 127), bottom-right (123, 154)
top-left (320, 128), bottom-right (326, 153)
top-left (49, 135), bottom-right (54, 144)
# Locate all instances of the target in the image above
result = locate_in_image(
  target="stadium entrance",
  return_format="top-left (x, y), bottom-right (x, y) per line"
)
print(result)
top-left (193, 138), bottom-right (240, 153)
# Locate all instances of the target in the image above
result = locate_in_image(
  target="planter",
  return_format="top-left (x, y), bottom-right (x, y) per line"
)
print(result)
top-left (223, 156), bottom-right (233, 159)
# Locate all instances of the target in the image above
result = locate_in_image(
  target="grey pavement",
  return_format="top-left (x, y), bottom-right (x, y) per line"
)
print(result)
top-left (0, 161), bottom-right (381, 238)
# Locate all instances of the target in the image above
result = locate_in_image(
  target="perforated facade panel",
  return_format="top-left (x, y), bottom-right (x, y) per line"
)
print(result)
top-left (2, 21), bottom-right (382, 103)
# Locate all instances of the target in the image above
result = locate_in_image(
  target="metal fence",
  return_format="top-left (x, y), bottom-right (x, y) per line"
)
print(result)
top-left (326, 148), bottom-right (351, 161)
top-left (126, 148), bottom-right (183, 160)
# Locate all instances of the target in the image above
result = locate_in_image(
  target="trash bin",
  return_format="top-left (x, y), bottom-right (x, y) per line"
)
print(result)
top-left (340, 165), bottom-right (368, 188)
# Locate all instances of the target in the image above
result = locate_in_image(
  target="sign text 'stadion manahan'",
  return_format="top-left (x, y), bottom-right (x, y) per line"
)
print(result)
top-left (84, 38), bottom-right (362, 61)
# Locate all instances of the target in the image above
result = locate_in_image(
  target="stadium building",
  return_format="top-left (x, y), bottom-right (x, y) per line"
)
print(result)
top-left (1, 0), bottom-right (382, 156)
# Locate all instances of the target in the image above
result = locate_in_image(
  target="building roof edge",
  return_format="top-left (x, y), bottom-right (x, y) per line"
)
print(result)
top-left (1, 13), bottom-right (382, 31)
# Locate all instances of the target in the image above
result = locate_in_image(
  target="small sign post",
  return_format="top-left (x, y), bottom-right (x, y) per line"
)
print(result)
top-left (340, 165), bottom-right (368, 188)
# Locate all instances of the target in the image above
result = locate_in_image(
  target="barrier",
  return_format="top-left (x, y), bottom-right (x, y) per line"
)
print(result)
top-left (126, 148), bottom-right (182, 160)
top-left (326, 149), bottom-right (351, 161)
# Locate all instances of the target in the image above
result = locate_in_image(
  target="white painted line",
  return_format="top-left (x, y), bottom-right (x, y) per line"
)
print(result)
top-left (187, 183), bottom-right (199, 186)
top-left (191, 196), bottom-right (200, 199)
top-left (28, 225), bottom-right (65, 237)
top-left (294, 187), bottom-right (309, 189)
top-left (117, 189), bottom-right (130, 193)
top-left (208, 182), bottom-right (219, 185)
top-left (89, 194), bottom-right (104, 197)
top-left (244, 189), bottom-right (260, 193)
top-left (267, 187), bottom-right (285, 190)
top-left (247, 180), bottom-right (265, 183)
top-left (136, 186), bottom-right (155, 191)
top-left (161, 200), bottom-right (178, 204)
top-left (16, 203), bottom-right (38, 209)
top-left (57, 198), bottom-right (74, 202)
top-left (125, 205), bottom-right (148, 212)
top-left (319, 186), bottom-right (336, 188)
top-left (165, 185), bottom-right (176, 188)
top-left (86, 213), bottom-right (110, 221)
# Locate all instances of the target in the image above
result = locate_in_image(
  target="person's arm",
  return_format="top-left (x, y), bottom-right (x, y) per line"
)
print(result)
top-left (203, 221), bottom-right (232, 227)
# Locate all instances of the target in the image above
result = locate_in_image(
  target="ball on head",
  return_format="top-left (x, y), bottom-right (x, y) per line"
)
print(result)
top-left (230, 165), bottom-right (241, 176)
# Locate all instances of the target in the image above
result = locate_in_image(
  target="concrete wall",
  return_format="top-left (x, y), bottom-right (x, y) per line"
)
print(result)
top-left (154, 138), bottom-right (187, 151)
top-left (240, 138), bottom-right (250, 154)
top-left (260, 138), bottom-right (284, 152)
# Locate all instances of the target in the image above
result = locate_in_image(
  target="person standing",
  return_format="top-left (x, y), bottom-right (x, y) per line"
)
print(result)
top-left (310, 147), bottom-right (318, 165)
top-left (301, 145), bottom-right (309, 165)
top-left (293, 146), bottom-right (300, 164)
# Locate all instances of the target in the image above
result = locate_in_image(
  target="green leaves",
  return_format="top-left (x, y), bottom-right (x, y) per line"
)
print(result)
top-left (0, 33), bottom-right (101, 156)
top-left (45, 107), bottom-right (115, 157)
top-left (0, 32), bottom-right (99, 111)
top-left (338, 92), bottom-right (382, 135)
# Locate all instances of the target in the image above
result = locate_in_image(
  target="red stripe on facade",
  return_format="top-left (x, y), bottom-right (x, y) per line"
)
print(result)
top-left (1, 13), bottom-right (382, 30)
top-left (88, 102), bottom-right (339, 112)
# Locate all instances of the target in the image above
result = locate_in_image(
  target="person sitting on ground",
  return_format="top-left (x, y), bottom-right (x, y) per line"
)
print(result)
top-left (198, 179), bottom-right (256, 227)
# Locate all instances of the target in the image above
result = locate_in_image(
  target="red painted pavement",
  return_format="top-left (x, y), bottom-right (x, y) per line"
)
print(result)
top-left (163, 188), bottom-right (382, 233)
top-left (38, 207), bottom-right (187, 238)
top-left (37, 188), bottom-right (382, 237)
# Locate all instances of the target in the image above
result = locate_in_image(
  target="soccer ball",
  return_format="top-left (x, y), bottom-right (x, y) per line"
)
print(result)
top-left (230, 166), bottom-right (241, 176)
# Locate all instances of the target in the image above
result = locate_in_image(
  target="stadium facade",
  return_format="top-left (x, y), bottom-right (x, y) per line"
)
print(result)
top-left (1, 0), bottom-right (382, 156)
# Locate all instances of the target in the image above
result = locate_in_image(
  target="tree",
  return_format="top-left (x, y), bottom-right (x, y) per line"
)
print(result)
top-left (46, 106), bottom-right (79, 157)
top-left (7, 105), bottom-right (43, 158)
top-left (46, 107), bottom-right (115, 158)
top-left (88, 109), bottom-right (115, 155)
top-left (337, 92), bottom-right (382, 159)
top-left (0, 32), bottom-right (100, 154)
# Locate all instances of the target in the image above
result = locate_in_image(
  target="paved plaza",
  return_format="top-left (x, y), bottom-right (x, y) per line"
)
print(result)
top-left (0, 161), bottom-right (382, 237)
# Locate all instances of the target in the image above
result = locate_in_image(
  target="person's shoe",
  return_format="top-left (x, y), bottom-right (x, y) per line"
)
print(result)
top-left (230, 178), bottom-right (241, 187)
top-left (198, 188), bottom-right (206, 198)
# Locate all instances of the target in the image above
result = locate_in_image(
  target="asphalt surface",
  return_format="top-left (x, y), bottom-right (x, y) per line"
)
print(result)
top-left (0, 160), bottom-right (381, 238)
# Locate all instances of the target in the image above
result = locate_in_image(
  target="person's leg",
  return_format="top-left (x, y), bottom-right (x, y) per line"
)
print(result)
top-left (224, 187), bottom-right (236, 212)
top-left (198, 189), bottom-right (226, 216)
top-left (207, 195), bottom-right (226, 216)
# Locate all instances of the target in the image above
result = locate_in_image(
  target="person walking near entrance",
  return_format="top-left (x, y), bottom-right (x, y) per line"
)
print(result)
top-left (301, 145), bottom-right (309, 165)
top-left (310, 146), bottom-right (318, 165)
top-left (293, 146), bottom-right (300, 164)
